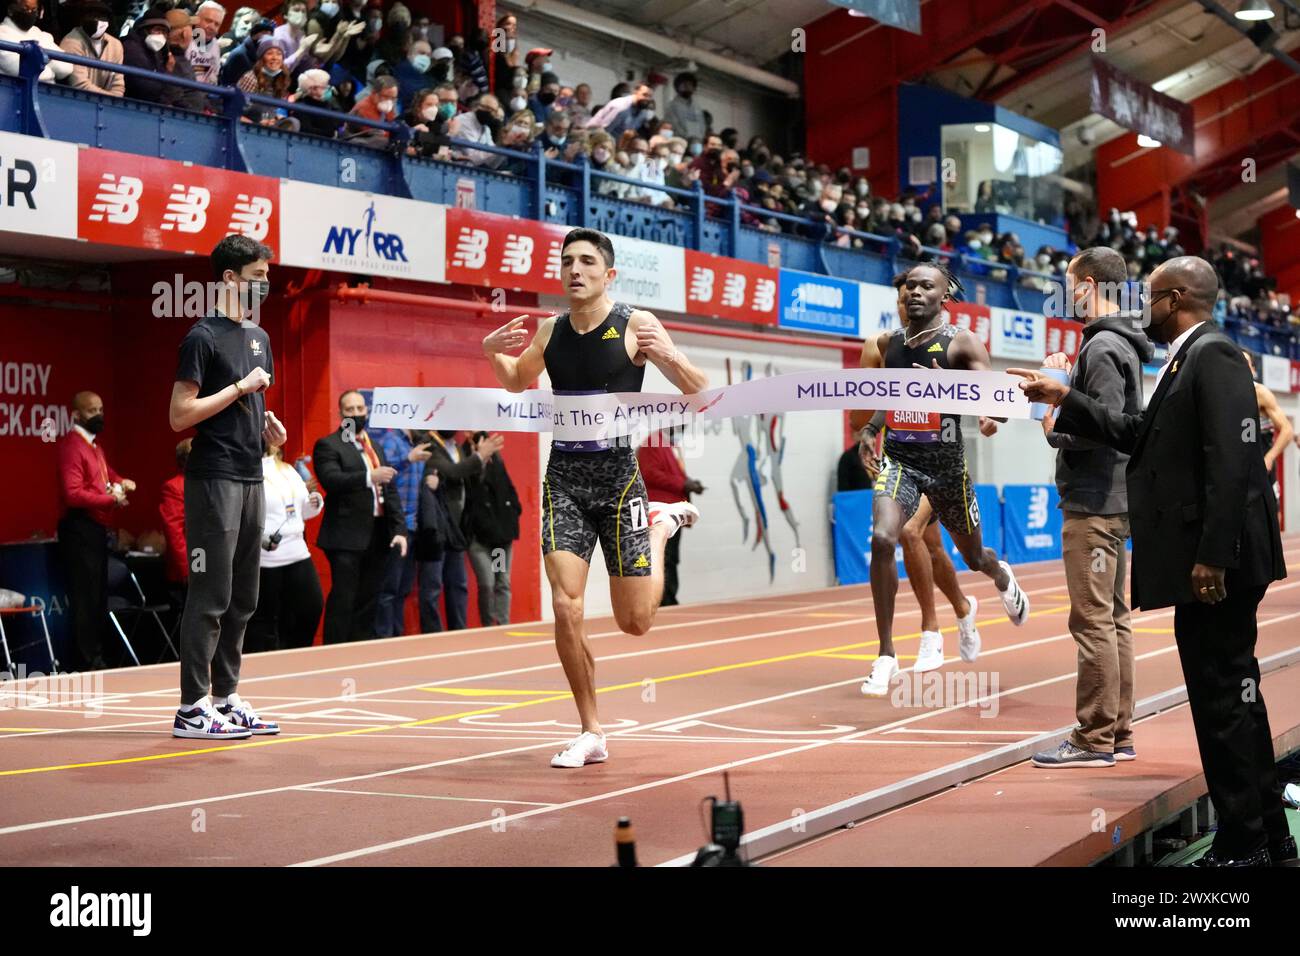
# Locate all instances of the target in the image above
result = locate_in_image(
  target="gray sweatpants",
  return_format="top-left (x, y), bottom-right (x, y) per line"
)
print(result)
top-left (178, 478), bottom-right (264, 705)
top-left (467, 540), bottom-right (512, 626)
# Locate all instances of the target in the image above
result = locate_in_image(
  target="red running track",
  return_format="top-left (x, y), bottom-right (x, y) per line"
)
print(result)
top-left (1, 535), bottom-right (1298, 867)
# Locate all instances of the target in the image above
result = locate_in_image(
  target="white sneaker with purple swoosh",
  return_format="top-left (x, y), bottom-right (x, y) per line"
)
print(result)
top-left (173, 697), bottom-right (252, 739)
top-left (216, 693), bottom-right (280, 735)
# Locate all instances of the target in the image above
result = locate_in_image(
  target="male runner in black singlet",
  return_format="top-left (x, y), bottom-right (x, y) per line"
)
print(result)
top-left (1242, 351), bottom-right (1293, 511)
top-left (482, 228), bottom-right (709, 768)
top-left (857, 262), bottom-right (1030, 696)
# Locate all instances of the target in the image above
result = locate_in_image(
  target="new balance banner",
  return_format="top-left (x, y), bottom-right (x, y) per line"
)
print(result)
top-left (0, 132), bottom-right (78, 240)
top-left (444, 207), bottom-right (565, 292)
top-left (277, 181), bottom-right (445, 280)
top-left (1001, 484), bottom-right (1062, 564)
top-left (77, 146), bottom-right (279, 254)
top-left (684, 250), bottom-right (778, 326)
top-left (1045, 318), bottom-right (1083, 364)
top-left (946, 301), bottom-right (991, 352)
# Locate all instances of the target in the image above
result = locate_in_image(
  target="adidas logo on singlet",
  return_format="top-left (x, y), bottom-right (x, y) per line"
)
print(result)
top-left (633, 554), bottom-right (649, 569)
top-left (927, 342), bottom-right (944, 352)
top-left (601, 327), bottom-right (620, 340)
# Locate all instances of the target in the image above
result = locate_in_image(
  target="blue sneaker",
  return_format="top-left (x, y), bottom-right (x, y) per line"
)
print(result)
top-left (215, 693), bottom-right (280, 735)
top-left (1032, 740), bottom-right (1114, 768)
top-left (1114, 746), bottom-right (1137, 761)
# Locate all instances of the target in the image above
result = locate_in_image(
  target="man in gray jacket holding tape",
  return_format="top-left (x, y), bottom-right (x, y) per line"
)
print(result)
top-left (1033, 246), bottom-right (1154, 769)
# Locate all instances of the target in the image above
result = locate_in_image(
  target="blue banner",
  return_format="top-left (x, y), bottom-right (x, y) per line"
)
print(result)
top-left (832, 490), bottom-right (908, 585)
top-left (778, 270), bottom-right (861, 336)
top-left (1001, 484), bottom-right (1062, 564)
top-left (828, 0), bottom-right (921, 34)
top-left (939, 484), bottom-right (1003, 569)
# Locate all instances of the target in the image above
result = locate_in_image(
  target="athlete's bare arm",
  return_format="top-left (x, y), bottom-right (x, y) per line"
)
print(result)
top-left (848, 331), bottom-right (893, 433)
top-left (628, 309), bottom-right (708, 394)
top-left (948, 328), bottom-right (1007, 423)
top-left (1256, 382), bottom-right (1294, 470)
top-left (482, 315), bottom-right (556, 393)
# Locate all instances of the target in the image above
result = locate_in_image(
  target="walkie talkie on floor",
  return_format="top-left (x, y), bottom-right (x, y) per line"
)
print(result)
top-left (691, 771), bottom-right (748, 866)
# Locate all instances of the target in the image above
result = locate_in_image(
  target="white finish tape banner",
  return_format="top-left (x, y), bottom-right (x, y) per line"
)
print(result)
top-left (371, 367), bottom-right (1031, 444)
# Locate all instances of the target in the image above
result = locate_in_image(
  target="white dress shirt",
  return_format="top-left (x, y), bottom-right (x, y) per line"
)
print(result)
top-left (1154, 321), bottom-right (1204, 392)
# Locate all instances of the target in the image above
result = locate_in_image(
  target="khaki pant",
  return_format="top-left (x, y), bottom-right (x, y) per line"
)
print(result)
top-left (1061, 511), bottom-right (1134, 753)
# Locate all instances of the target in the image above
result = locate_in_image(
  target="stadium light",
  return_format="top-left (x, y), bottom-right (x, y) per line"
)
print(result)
top-left (1235, 0), bottom-right (1275, 20)
top-left (974, 124), bottom-right (991, 132)
top-left (1136, 134), bottom-right (1162, 148)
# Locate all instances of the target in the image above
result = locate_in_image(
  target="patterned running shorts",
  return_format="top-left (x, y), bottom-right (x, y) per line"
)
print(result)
top-left (542, 447), bottom-right (652, 577)
top-left (874, 443), bottom-right (980, 536)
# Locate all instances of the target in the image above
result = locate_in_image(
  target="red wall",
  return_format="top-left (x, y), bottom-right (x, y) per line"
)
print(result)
top-left (1, 265), bottom-right (542, 631)
top-left (1260, 205), bottom-right (1300, 305)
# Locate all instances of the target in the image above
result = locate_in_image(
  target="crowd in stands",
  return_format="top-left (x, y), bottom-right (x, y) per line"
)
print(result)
top-left (2, 0), bottom-right (1294, 344)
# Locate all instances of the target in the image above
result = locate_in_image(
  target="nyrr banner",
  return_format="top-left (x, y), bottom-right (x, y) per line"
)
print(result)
top-left (370, 366), bottom-right (1033, 441)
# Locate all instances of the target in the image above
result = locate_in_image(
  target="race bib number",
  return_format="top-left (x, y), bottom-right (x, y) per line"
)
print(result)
top-left (629, 497), bottom-right (648, 531)
top-left (886, 409), bottom-right (942, 443)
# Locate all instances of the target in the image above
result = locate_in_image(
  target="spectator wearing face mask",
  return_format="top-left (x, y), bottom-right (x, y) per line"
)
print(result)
top-left (346, 73), bottom-right (398, 145)
top-left (394, 37), bottom-right (432, 111)
top-left (624, 137), bottom-right (672, 207)
top-left (239, 37), bottom-right (299, 129)
top-left (287, 67), bottom-right (341, 138)
top-left (121, 7), bottom-right (191, 107)
top-left (400, 86), bottom-right (454, 157)
top-left (528, 70), bottom-right (560, 122)
top-left (497, 109), bottom-right (537, 175)
top-left (427, 44), bottom-right (453, 85)
top-left (163, 8), bottom-right (212, 112)
top-left (219, 16), bottom-right (275, 86)
top-left (586, 81), bottom-right (654, 140)
top-left (0, 0), bottom-right (71, 82)
top-left (586, 129), bottom-right (618, 192)
top-left (273, 0), bottom-right (310, 56)
top-left (58, 0), bottom-right (123, 95)
top-left (448, 92), bottom-right (503, 167)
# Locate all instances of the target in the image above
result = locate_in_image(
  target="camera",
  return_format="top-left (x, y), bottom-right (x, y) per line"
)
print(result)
top-left (262, 530), bottom-right (282, 551)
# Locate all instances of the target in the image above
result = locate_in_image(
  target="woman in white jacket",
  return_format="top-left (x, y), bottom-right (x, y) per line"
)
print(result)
top-left (245, 439), bottom-right (325, 651)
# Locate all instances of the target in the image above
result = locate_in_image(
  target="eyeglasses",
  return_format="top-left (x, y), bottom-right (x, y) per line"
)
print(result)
top-left (1145, 286), bottom-right (1184, 305)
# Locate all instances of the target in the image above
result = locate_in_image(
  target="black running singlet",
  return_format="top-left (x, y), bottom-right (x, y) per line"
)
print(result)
top-left (544, 301), bottom-right (645, 453)
top-left (882, 322), bottom-right (964, 447)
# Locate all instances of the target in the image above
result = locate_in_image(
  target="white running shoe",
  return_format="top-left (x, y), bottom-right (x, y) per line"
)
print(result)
top-left (648, 501), bottom-right (699, 537)
top-left (997, 561), bottom-right (1029, 626)
top-left (550, 731), bottom-right (609, 768)
top-left (913, 632), bottom-right (944, 672)
top-left (957, 595), bottom-right (981, 662)
top-left (861, 655), bottom-right (899, 697)
top-left (172, 697), bottom-right (252, 740)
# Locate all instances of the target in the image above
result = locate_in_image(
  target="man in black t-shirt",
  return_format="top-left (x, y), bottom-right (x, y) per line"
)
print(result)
top-left (168, 234), bottom-right (286, 740)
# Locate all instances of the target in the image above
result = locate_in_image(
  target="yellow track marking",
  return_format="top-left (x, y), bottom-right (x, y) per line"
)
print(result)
top-left (0, 604), bottom-right (1071, 777)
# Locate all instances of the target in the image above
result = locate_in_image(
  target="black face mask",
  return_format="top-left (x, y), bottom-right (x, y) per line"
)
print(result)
top-left (9, 6), bottom-right (37, 30)
top-left (475, 108), bottom-right (499, 128)
top-left (345, 414), bottom-right (368, 434)
top-left (81, 414), bottom-right (105, 435)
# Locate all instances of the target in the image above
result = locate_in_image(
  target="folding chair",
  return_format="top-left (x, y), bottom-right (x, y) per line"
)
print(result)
top-left (107, 556), bottom-right (179, 666)
top-left (0, 596), bottom-right (59, 676)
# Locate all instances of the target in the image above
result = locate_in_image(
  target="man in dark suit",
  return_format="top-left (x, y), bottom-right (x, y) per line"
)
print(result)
top-left (314, 390), bottom-right (406, 644)
top-left (1012, 256), bottom-right (1291, 867)
top-left (420, 430), bottom-right (503, 631)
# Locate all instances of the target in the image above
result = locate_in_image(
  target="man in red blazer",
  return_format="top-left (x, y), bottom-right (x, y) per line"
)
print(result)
top-left (56, 391), bottom-right (135, 670)
top-left (637, 428), bottom-right (704, 605)
top-left (159, 438), bottom-right (191, 588)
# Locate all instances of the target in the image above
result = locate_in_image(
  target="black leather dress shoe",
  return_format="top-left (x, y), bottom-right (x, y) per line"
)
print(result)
top-left (1190, 846), bottom-right (1272, 868)
top-left (1270, 836), bottom-right (1298, 867)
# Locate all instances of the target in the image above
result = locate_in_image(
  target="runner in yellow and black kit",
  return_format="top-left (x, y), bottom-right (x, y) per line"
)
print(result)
top-left (854, 262), bottom-right (1030, 697)
top-left (481, 228), bottom-right (709, 769)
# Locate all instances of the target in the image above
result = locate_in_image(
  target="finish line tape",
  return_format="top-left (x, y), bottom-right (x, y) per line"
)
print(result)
top-left (370, 367), bottom-right (1031, 445)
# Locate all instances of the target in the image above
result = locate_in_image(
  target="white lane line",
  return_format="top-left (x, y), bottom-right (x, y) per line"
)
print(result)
top-left (0, 577), bottom-right (1080, 741)
top-left (3, 597), bottom-right (1296, 849)
top-left (295, 787), bottom-right (556, 808)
